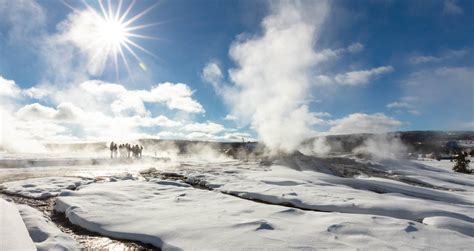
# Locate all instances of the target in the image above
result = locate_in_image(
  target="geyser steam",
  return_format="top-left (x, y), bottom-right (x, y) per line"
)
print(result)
top-left (214, 1), bottom-right (330, 153)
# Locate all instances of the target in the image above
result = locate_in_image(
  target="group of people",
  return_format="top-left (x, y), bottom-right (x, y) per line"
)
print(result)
top-left (109, 142), bottom-right (144, 159)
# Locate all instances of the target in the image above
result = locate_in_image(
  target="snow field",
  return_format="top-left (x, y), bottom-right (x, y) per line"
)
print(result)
top-left (55, 180), bottom-right (474, 250)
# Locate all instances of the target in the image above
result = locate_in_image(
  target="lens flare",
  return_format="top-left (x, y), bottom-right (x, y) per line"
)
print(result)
top-left (62, 0), bottom-right (160, 79)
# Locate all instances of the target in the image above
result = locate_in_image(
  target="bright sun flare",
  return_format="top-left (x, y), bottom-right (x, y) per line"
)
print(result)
top-left (63, 0), bottom-right (159, 78)
top-left (98, 18), bottom-right (127, 50)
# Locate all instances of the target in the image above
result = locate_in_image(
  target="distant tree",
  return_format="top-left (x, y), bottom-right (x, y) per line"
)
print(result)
top-left (453, 152), bottom-right (472, 174)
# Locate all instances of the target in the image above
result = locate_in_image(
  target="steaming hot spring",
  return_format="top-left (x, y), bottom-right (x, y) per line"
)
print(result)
top-left (1, 134), bottom-right (473, 250)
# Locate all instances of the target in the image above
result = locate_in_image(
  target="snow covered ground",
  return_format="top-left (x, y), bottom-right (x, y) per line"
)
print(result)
top-left (0, 198), bottom-right (36, 250)
top-left (1, 154), bottom-right (473, 249)
top-left (55, 180), bottom-right (473, 250)
top-left (1, 176), bottom-right (92, 199)
top-left (17, 204), bottom-right (81, 250)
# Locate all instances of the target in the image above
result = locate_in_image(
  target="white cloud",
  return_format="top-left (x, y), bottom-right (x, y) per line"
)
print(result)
top-left (138, 116), bottom-right (182, 128)
top-left (222, 132), bottom-right (254, 142)
top-left (409, 56), bottom-right (440, 64)
top-left (224, 114), bottom-right (238, 121)
top-left (16, 103), bottom-right (60, 120)
top-left (314, 112), bottom-right (331, 117)
top-left (386, 96), bottom-right (421, 116)
top-left (405, 67), bottom-right (473, 106)
top-left (202, 62), bottom-right (224, 92)
top-left (314, 66), bottom-right (394, 86)
top-left (386, 102), bottom-right (411, 109)
top-left (0, 0), bottom-right (46, 43)
top-left (13, 101), bottom-right (185, 142)
top-left (142, 82), bottom-right (204, 113)
top-left (23, 86), bottom-right (54, 99)
top-left (312, 42), bottom-right (364, 64)
top-left (347, 42), bottom-right (364, 53)
top-left (182, 122), bottom-right (225, 134)
top-left (32, 80), bottom-right (204, 115)
top-left (329, 113), bottom-right (402, 134)
top-left (462, 121), bottom-right (474, 129)
top-left (409, 49), bottom-right (469, 64)
top-left (334, 66), bottom-right (394, 86)
top-left (16, 102), bottom-right (84, 121)
top-left (443, 0), bottom-right (463, 15)
top-left (394, 67), bottom-right (474, 125)
top-left (386, 96), bottom-right (419, 111)
top-left (0, 77), bottom-right (216, 148)
top-left (0, 76), bottom-right (21, 97)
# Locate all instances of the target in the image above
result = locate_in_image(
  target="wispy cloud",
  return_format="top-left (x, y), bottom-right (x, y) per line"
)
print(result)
top-left (409, 49), bottom-right (469, 64)
top-left (316, 66), bottom-right (394, 86)
top-left (443, 0), bottom-right (463, 15)
top-left (202, 61), bottom-right (224, 93)
top-left (328, 113), bottom-right (402, 134)
top-left (390, 66), bottom-right (474, 124)
top-left (386, 96), bottom-right (421, 115)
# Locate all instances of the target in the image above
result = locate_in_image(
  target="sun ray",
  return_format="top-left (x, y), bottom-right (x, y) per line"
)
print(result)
top-left (107, 0), bottom-right (113, 18)
top-left (119, 0), bottom-right (137, 23)
top-left (124, 33), bottom-right (161, 40)
top-left (118, 45), bottom-right (136, 84)
top-left (113, 48), bottom-right (120, 82)
top-left (115, 0), bottom-right (123, 21)
top-left (123, 37), bottom-right (157, 59)
top-left (121, 41), bottom-right (143, 63)
top-left (98, 0), bottom-right (109, 21)
top-left (60, 0), bottom-right (78, 12)
top-left (122, 1), bottom-right (160, 27)
top-left (124, 22), bottom-right (164, 32)
top-left (61, 0), bottom-right (159, 78)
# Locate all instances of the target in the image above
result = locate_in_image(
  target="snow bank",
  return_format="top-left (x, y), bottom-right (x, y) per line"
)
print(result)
top-left (17, 204), bottom-right (81, 250)
top-left (55, 180), bottom-right (474, 250)
top-left (0, 198), bottom-right (36, 250)
top-left (1, 176), bottom-right (92, 199)
top-left (180, 163), bottom-right (474, 236)
top-left (423, 216), bottom-right (474, 237)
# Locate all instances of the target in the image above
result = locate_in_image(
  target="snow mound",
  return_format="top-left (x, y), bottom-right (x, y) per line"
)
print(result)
top-left (55, 180), bottom-right (473, 250)
top-left (17, 204), bottom-right (81, 250)
top-left (0, 198), bottom-right (36, 250)
top-left (1, 177), bottom-right (92, 199)
top-left (423, 216), bottom-right (474, 237)
top-left (183, 164), bottom-right (474, 236)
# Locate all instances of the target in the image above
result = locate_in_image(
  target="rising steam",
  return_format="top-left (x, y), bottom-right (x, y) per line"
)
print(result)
top-left (210, 1), bottom-right (329, 153)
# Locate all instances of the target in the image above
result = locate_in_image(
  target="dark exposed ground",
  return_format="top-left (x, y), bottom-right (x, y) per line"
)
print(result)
top-left (305, 131), bottom-right (474, 155)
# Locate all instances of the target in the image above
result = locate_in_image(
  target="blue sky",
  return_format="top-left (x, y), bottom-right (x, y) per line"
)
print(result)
top-left (0, 0), bottom-right (473, 150)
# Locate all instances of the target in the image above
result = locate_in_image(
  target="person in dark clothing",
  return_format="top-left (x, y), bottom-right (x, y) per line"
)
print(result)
top-left (113, 143), bottom-right (118, 158)
top-left (139, 145), bottom-right (143, 157)
top-left (110, 142), bottom-right (115, 159)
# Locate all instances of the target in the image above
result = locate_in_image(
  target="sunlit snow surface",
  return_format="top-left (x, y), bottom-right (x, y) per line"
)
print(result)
top-left (1, 153), bottom-right (473, 249)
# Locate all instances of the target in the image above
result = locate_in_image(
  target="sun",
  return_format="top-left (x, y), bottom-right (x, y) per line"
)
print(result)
top-left (62, 0), bottom-right (160, 78)
top-left (97, 17), bottom-right (127, 52)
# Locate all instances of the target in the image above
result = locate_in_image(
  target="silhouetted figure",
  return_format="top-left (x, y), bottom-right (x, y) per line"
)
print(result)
top-left (113, 143), bottom-right (118, 158)
top-left (139, 145), bottom-right (143, 157)
top-left (134, 144), bottom-right (140, 158)
top-left (110, 142), bottom-right (115, 159)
